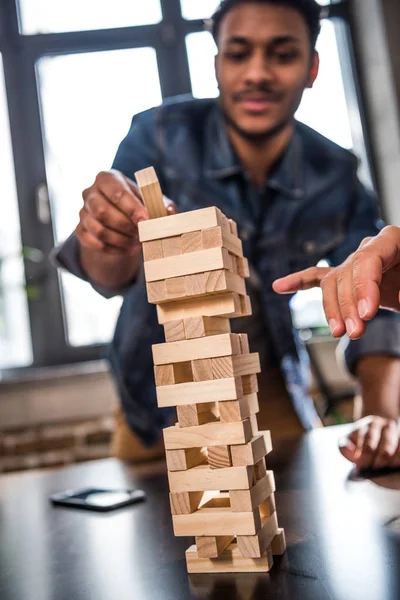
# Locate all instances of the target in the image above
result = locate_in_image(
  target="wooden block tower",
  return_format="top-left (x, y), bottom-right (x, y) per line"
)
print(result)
top-left (136, 167), bottom-right (286, 574)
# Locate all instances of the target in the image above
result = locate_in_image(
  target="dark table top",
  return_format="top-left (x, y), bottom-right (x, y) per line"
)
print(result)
top-left (1, 425), bottom-right (399, 600)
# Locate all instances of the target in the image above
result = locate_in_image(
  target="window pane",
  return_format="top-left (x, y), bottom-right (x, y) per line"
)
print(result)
top-left (0, 56), bottom-right (33, 368)
top-left (186, 32), bottom-right (218, 99)
top-left (181, 0), bottom-right (330, 20)
top-left (18, 0), bottom-right (162, 35)
top-left (37, 48), bottom-right (162, 347)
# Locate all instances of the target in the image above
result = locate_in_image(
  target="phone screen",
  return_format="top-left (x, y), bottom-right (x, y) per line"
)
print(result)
top-left (50, 487), bottom-right (146, 511)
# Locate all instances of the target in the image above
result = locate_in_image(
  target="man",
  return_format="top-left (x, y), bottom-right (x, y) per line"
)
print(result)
top-left (56, 0), bottom-right (400, 468)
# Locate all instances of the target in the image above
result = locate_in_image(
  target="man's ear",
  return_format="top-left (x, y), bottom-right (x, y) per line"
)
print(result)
top-left (307, 51), bottom-right (319, 89)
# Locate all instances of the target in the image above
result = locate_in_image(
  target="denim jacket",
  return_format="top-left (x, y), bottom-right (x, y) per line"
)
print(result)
top-left (56, 96), bottom-right (400, 446)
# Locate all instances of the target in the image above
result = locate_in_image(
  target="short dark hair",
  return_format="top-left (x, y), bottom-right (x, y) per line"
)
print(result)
top-left (211, 0), bottom-right (322, 49)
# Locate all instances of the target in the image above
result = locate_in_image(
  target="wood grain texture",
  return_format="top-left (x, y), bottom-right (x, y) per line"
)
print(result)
top-left (164, 320), bottom-right (186, 343)
top-left (156, 292), bottom-right (243, 324)
top-left (211, 354), bottom-right (261, 379)
top-left (176, 403), bottom-right (218, 428)
top-left (165, 276), bottom-right (186, 299)
top-left (135, 167), bottom-right (168, 219)
top-left (219, 394), bottom-right (259, 423)
top-left (230, 472), bottom-right (275, 513)
top-left (230, 432), bottom-right (272, 467)
top-left (271, 528), bottom-right (286, 556)
top-left (146, 280), bottom-right (167, 303)
top-left (242, 374), bottom-right (259, 395)
top-left (152, 333), bottom-right (241, 365)
top-left (156, 377), bottom-right (243, 408)
top-left (237, 513), bottom-right (278, 558)
top-left (195, 535), bottom-right (235, 559)
top-left (162, 236), bottom-right (182, 257)
top-left (144, 248), bottom-right (231, 282)
top-left (207, 445), bottom-right (232, 469)
top-left (186, 543), bottom-right (273, 573)
top-left (204, 269), bottom-right (246, 296)
top-left (237, 256), bottom-right (250, 278)
top-left (154, 362), bottom-right (193, 387)
top-left (201, 226), bottom-right (243, 257)
top-left (184, 316), bottom-right (231, 339)
top-left (165, 448), bottom-right (208, 472)
top-left (181, 231), bottom-right (203, 254)
top-left (173, 506), bottom-right (261, 536)
top-left (170, 491), bottom-right (204, 515)
top-left (138, 206), bottom-right (223, 242)
top-left (163, 419), bottom-right (253, 449)
top-left (191, 358), bottom-right (213, 382)
top-left (185, 273), bottom-right (206, 297)
top-left (142, 240), bottom-right (163, 261)
top-left (168, 464), bottom-right (255, 492)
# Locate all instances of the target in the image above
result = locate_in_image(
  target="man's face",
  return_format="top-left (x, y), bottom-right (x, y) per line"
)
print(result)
top-left (215, 3), bottom-right (319, 140)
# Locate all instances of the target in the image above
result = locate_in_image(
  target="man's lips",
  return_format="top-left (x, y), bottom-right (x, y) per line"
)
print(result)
top-left (235, 94), bottom-right (281, 113)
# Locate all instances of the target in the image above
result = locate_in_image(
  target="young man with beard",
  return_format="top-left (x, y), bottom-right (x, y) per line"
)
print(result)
top-left (56, 0), bottom-right (400, 469)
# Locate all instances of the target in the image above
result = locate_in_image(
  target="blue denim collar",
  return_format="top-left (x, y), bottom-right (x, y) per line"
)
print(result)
top-left (204, 102), bottom-right (304, 200)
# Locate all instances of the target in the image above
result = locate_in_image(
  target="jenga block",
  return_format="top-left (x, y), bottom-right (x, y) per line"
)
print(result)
top-left (230, 472), bottom-right (275, 512)
top-left (191, 358), bottom-right (213, 382)
top-left (259, 493), bottom-right (276, 518)
top-left (238, 334), bottom-right (250, 354)
top-left (184, 316), bottom-right (231, 339)
top-left (146, 280), bottom-right (167, 303)
top-left (163, 419), bottom-right (253, 450)
top-left (208, 445), bottom-right (232, 469)
top-left (154, 362), bottom-right (193, 387)
top-left (177, 403), bottom-right (218, 428)
top-left (144, 248), bottom-right (231, 282)
top-left (241, 294), bottom-right (252, 315)
top-left (164, 320), bottom-right (186, 342)
top-left (219, 394), bottom-right (259, 423)
top-left (186, 543), bottom-right (273, 573)
top-left (211, 354), bottom-right (261, 379)
top-left (162, 236), bottom-right (182, 257)
top-left (271, 528), bottom-right (286, 556)
top-left (142, 240), bottom-right (163, 261)
top-left (138, 207), bottom-right (223, 242)
top-left (135, 167), bottom-right (168, 219)
top-left (185, 274), bottom-right (206, 297)
top-left (181, 231), bottom-right (203, 254)
top-left (249, 414), bottom-right (259, 436)
top-left (156, 377), bottom-right (243, 408)
top-left (230, 254), bottom-right (238, 274)
top-left (152, 333), bottom-right (241, 365)
top-left (237, 513), bottom-right (278, 558)
top-left (166, 448), bottom-right (207, 472)
top-left (229, 219), bottom-right (238, 236)
top-left (202, 226), bottom-right (243, 257)
top-left (157, 292), bottom-right (242, 324)
top-left (254, 458), bottom-right (267, 481)
top-left (231, 432), bottom-right (272, 467)
top-left (196, 535), bottom-right (235, 558)
top-left (168, 464), bottom-right (254, 493)
top-left (237, 256), bottom-right (250, 278)
top-left (204, 270), bottom-right (246, 296)
top-left (170, 491), bottom-right (204, 515)
top-left (173, 505), bottom-right (261, 536)
top-left (165, 276), bottom-right (186, 299)
top-left (242, 374), bottom-right (258, 395)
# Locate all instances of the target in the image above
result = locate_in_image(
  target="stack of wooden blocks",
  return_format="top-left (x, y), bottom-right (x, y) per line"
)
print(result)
top-left (136, 167), bottom-right (286, 574)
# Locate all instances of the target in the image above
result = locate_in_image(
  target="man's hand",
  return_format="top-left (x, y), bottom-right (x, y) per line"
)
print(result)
top-left (340, 416), bottom-right (400, 470)
top-left (273, 226), bottom-right (400, 339)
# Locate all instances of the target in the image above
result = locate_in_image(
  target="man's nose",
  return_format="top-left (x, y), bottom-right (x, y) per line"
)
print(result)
top-left (244, 53), bottom-right (273, 85)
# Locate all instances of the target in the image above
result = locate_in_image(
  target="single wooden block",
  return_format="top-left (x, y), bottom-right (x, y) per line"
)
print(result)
top-left (154, 362), bottom-right (193, 387)
top-left (238, 334), bottom-right (249, 354)
top-left (170, 491), bottom-right (204, 515)
top-left (173, 505), bottom-right (261, 536)
top-left (237, 512), bottom-right (278, 558)
top-left (204, 269), bottom-right (246, 296)
top-left (237, 256), bottom-right (250, 278)
top-left (146, 280), bottom-right (167, 303)
top-left (181, 231), bottom-right (203, 254)
top-left (208, 445), bottom-right (232, 469)
top-left (229, 219), bottom-right (238, 236)
top-left (135, 167), bottom-right (168, 219)
top-left (191, 358), bottom-right (213, 382)
top-left (196, 535), bottom-right (235, 559)
top-left (156, 377), bottom-right (243, 408)
top-left (168, 463), bottom-right (254, 493)
top-left (165, 448), bottom-right (207, 472)
top-left (184, 316), bottom-right (231, 340)
top-left (138, 206), bottom-right (223, 242)
top-left (186, 543), bottom-right (274, 573)
top-left (271, 528), bottom-right (286, 556)
top-left (259, 493), bottom-right (276, 518)
top-left (156, 292), bottom-right (242, 324)
top-left (201, 226), bottom-right (243, 257)
top-left (144, 247), bottom-right (231, 282)
top-left (241, 294), bottom-right (252, 316)
top-left (163, 419), bottom-right (253, 450)
top-left (242, 374), bottom-right (259, 395)
top-left (164, 320), bottom-right (186, 343)
top-left (249, 414), bottom-right (259, 436)
top-left (230, 432), bottom-right (272, 467)
top-left (230, 254), bottom-right (238, 274)
top-left (230, 472), bottom-right (275, 513)
top-left (177, 403), bottom-right (218, 428)
top-left (162, 236), bottom-right (182, 257)
top-left (185, 273), bottom-right (206, 297)
top-left (211, 353), bottom-right (261, 379)
top-left (165, 276), bottom-right (186, 299)
top-left (219, 394), bottom-right (259, 423)
top-left (152, 333), bottom-right (241, 365)
top-left (254, 458), bottom-right (267, 481)
top-left (142, 240), bottom-right (163, 261)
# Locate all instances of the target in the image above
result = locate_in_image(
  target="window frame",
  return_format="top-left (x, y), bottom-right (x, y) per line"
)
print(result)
top-left (0, 0), bottom-right (376, 369)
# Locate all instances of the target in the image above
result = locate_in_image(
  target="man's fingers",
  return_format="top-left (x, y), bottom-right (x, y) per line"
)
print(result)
top-left (339, 437), bottom-right (359, 463)
top-left (352, 253), bottom-right (385, 321)
top-left (94, 170), bottom-right (148, 224)
top-left (356, 420), bottom-right (384, 470)
top-left (319, 272), bottom-right (346, 337)
top-left (273, 267), bottom-right (330, 294)
top-left (80, 209), bottom-right (138, 250)
top-left (373, 421), bottom-right (399, 469)
top-left (75, 223), bottom-right (104, 251)
top-left (336, 264), bottom-right (366, 339)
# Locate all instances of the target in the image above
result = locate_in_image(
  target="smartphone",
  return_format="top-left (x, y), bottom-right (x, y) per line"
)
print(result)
top-left (50, 487), bottom-right (146, 512)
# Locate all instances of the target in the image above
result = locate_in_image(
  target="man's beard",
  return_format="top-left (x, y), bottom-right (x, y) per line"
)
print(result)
top-left (221, 104), bottom-right (293, 143)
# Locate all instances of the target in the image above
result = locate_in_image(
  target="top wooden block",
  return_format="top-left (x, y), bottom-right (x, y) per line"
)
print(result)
top-left (135, 167), bottom-right (168, 220)
top-left (138, 207), bottom-right (224, 242)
